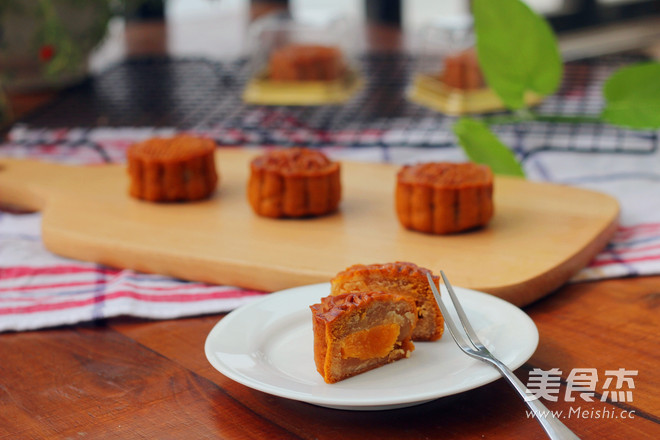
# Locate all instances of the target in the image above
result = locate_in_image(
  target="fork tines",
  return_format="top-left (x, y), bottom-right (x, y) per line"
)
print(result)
top-left (426, 271), bottom-right (486, 355)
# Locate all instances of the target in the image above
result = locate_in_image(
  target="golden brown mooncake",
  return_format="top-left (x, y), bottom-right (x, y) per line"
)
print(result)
top-left (396, 162), bottom-right (494, 235)
top-left (310, 291), bottom-right (417, 384)
top-left (127, 135), bottom-right (218, 202)
top-left (440, 48), bottom-right (485, 90)
top-left (331, 262), bottom-right (444, 342)
top-left (247, 147), bottom-right (341, 218)
top-left (268, 45), bottom-right (345, 81)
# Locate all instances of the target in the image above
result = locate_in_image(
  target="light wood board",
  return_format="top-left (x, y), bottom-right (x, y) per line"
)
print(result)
top-left (0, 150), bottom-right (619, 306)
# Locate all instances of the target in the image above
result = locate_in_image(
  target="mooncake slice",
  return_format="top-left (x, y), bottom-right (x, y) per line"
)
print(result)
top-left (310, 291), bottom-right (417, 384)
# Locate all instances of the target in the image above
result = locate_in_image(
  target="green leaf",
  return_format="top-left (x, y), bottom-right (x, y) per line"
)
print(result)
top-left (601, 62), bottom-right (660, 129)
top-left (472, 0), bottom-right (562, 110)
top-left (454, 118), bottom-right (526, 177)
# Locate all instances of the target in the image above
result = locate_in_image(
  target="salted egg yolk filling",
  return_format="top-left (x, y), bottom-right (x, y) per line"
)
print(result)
top-left (340, 323), bottom-right (401, 360)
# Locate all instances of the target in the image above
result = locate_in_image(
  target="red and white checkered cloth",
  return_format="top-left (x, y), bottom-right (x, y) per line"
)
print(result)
top-left (1, 126), bottom-right (660, 332)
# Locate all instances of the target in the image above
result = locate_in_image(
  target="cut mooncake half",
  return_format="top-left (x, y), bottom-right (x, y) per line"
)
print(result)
top-left (310, 291), bottom-right (418, 384)
top-left (331, 262), bottom-right (444, 342)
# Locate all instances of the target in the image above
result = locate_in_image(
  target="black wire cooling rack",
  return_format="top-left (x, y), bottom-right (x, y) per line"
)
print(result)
top-left (19, 53), bottom-right (658, 157)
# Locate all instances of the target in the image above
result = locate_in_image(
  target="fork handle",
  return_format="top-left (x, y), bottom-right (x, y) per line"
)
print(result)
top-left (488, 358), bottom-right (581, 440)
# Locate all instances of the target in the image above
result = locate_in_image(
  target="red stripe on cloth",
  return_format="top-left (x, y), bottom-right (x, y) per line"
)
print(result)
top-left (120, 281), bottom-right (230, 292)
top-left (604, 242), bottom-right (660, 255)
top-left (0, 279), bottom-right (236, 294)
top-left (617, 222), bottom-right (660, 231)
top-left (613, 223), bottom-right (660, 241)
top-left (588, 255), bottom-right (660, 268)
top-left (0, 289), bottom-right (267, 315)
top-left (0, 280), bottom-right (96, 294)
top-left (0, 265), bottom-right (119, 279)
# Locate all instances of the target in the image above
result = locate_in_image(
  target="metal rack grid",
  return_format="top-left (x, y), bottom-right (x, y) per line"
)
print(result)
top-left (19, 53), bottom-right (658, 159)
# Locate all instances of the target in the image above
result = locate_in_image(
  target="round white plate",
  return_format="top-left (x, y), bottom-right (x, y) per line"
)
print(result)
top-left (205, 283), bottom-right (538, 411)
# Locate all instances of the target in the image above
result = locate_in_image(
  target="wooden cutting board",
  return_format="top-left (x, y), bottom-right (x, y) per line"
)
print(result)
top-left (0, 149), bottom-right (619, 306)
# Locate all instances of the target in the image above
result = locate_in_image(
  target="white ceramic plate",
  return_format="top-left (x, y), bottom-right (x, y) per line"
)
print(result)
top-left (205, 283), bottom-right (538, 411)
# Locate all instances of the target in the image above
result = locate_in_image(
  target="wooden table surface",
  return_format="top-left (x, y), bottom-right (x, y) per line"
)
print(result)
top-left (2, 5), bottom-right (659, 439)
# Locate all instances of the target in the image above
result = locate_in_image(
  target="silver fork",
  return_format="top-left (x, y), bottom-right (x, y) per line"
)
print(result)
top-left (426, 271), bottom-right (581, 440)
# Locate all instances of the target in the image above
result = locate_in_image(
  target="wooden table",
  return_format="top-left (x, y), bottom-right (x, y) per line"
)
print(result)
top-left (1, 277), bottom-right (658, 438)
top-left (2, 6), bottom-right (659, 439)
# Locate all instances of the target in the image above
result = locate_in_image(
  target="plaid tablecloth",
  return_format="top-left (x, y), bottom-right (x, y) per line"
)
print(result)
top-left (1, 124), bottom-right (659, 332)
top-left (2, 54), bottom-right (660, 331)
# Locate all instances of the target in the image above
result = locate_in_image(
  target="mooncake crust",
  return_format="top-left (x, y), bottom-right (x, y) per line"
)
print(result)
top-left (127, 135), bottom-right (218, 202)
top-left (248, 147), bottom-right (341, 218)
top-left (396, 162), bottom-right (494, 234)
top-left (311, 291), bottom-right (412, 323)
top-left (269, 45), bottom-right (345, 81)
top-left (440, 48), bottom-right (485, 90)
top-left (330, 262), bottom-right (444, 342)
